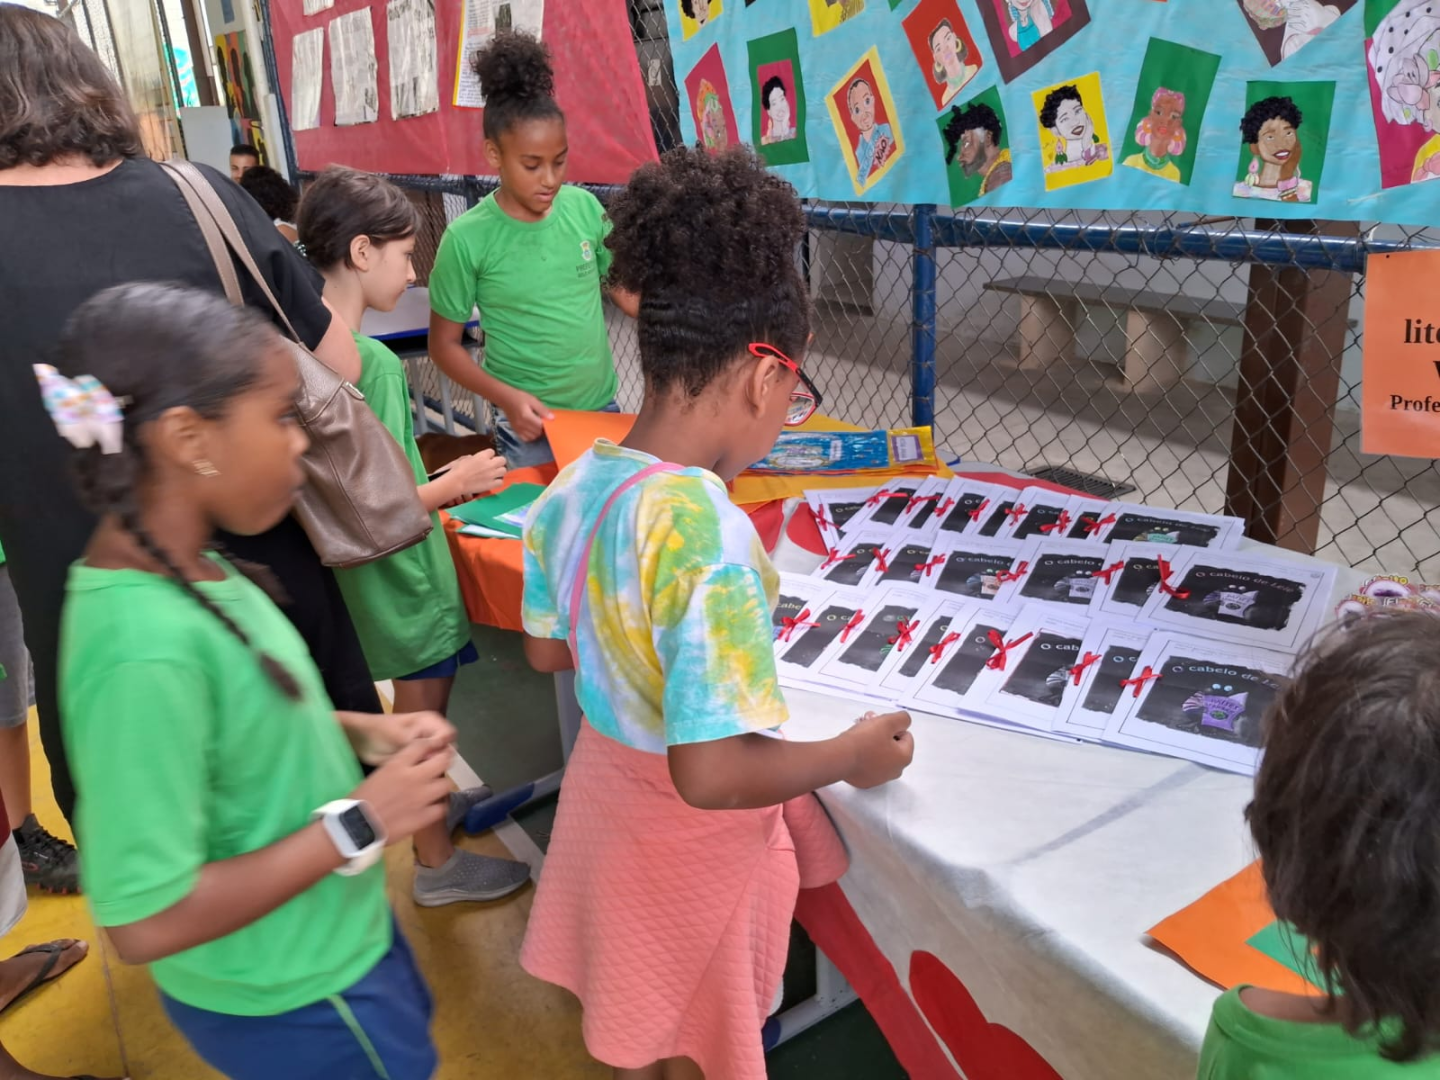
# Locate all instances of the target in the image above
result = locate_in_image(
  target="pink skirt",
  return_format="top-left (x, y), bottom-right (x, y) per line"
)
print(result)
top-left (520, 721), bottom-right (847, 1078)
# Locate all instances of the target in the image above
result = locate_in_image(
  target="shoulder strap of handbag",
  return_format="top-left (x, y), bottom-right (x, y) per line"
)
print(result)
top-left (567, 462), bottom-right (682, 664)
top-left (159, 160), bottom-right (303, 344)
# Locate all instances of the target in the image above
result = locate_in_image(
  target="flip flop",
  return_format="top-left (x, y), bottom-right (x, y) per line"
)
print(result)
top-left (0, 940), bottom-right (84, 1014)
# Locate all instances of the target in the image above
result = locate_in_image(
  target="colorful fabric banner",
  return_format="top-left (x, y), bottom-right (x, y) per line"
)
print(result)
top-left (268, 0), bottom-right (656, 181)
top-left (664, 0), bottom-right (1439, 224)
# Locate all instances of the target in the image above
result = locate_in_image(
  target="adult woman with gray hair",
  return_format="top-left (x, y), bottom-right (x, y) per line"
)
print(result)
top-left (0, 5), bottom-right (380, 832)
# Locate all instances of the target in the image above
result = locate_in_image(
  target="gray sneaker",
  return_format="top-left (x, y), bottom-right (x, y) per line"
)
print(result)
top-left (412, 850), bottom-right (530, 907)
top-left (445, 786), bottom-right (493, 834)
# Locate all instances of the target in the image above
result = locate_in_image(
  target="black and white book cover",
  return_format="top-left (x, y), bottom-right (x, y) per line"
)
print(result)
top-left (815, 587), bottom-right (941, 698)
top-left (993, 539), bottom-right (1112, 612)
top-left (1102, 633), bottom-right (1293, 775)
top-left (1052, 622), bottom-right (1151, 742)
top-left (892, 476), bottom-right (952, 541)
top-left (769, 573), bottom-right (837, 656)
top-left (972, 604), bottom-right (1092, 731)
top-left (805, 487), bottom-right (880, 544)
top-left (927, 535), bottom-right (1027, 602)
top-left (934, 480), bottom-right (1010, 537)
top-left (1061, 497), bottom-right (1119, 542)
top-left (1136, 550), bottom-right (1337, 652)
top-left (775, 585), bottom-right (868, 688)
top-left (1089, 541), bottom-right (1177, 618)
top-left (877, 598), bottom-right (978, 698)
top-left (994, 486), bottom-right (1075, 542)
top-left (813, 527), bottom-right (893, 590)
top-left (1092, 503), bottom-right (1243, 550)
top-left (843, 479), bottom-right (924, 533)
top-left (907, 607), bottom-right (1016, 716)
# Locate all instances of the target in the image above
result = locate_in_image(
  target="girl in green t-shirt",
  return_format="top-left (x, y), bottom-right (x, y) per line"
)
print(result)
top-left (299, 165), bottom-right (532, 908)
top-left (48, 282), bottom-right (454, 1079)
top-left (427, 31), bottom-right (639, 470)
top-left (1198, 611), bottom-right (1440, 1079)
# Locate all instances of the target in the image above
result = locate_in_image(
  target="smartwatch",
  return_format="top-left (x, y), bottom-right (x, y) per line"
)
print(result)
top-left (312, 799), bottom-right (387, 877)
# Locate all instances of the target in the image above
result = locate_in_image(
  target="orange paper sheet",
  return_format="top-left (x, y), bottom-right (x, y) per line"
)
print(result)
top-left (1147, 861), bottom-right (1322, 997)
top-left (1362, 250), bottom-right (1440, 457)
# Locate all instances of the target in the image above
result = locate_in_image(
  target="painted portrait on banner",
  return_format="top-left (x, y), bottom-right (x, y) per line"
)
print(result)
top-left (677, 0), bottom-right (722, 41)
top-left (1236, 0), bottom-right (1354, 65)
top-left (748, 28), bottom-right (809, 165)
top-left (974, 0), bottom-right (1091, 82)
top-left (684, 44), bottom-right (740, 151)
top-left (937, 85), bottom-right (1013, 205)
top-left (1366, 0), bottom-right (1440, 188)
top-left (1119, 38), bottom-right (1221, 186)
top-left (810, 0), bottom-right (866, 36)
top-left (827, 48), bottom-right (905, 194)
top-left (216, 30), bottom-right (267, 156)
top-left (1232, 80), bottom-right (1335, 203)
top-left (1032, 73), bottom-right (1112, 189)
top-left (902, 0), bottom-right (983, 110)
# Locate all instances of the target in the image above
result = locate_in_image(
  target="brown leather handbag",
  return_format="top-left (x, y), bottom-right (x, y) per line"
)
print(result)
top-left (162, 161), bottom-right (432, 568)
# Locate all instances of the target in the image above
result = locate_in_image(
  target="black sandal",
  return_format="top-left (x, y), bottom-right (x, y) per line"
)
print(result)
top-left (0, 940), bottom-right (82, 1014)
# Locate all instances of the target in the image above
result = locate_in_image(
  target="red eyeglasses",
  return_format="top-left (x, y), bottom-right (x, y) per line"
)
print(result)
top-left (749, 343), bottom-right (823, 426)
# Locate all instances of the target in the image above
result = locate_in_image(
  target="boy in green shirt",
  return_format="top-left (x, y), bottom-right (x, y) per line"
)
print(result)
top-left (428, 31), bottom-right (637, 469)
top-left (1197, 611), bottom-right (1440, 1078)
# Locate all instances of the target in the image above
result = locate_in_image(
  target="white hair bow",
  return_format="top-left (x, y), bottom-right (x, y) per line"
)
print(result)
top-left (33, 364), bottom-right (126, 454)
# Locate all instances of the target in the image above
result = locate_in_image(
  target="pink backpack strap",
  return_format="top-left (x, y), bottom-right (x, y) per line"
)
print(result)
top-left (567, 461), bottom-right (683, 663)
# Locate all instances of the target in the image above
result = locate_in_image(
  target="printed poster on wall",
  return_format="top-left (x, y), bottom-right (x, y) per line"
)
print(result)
top-left (1361, 249), bottom-right (1440, 458)
top-left (661, 0), bottom-right (1440, 224)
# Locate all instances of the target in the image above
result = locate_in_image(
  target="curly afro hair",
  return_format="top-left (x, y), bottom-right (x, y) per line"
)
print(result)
top-left (605, 145), bottom-right (810, 399)
top-left (470, 30), bottom-right (563, 141)
top-left (1038, 85), bottom-right (1082, 131)
top-left (942, 102), bottom-right (1001, 164)
top-left (238, 164), bottom-right (297, 224)
top-left (1240, 96), bottom-right (1301, 144)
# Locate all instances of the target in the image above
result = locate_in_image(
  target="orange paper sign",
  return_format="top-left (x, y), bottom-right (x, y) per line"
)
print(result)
top-left (1362, 250), bottom-right (1440, 457)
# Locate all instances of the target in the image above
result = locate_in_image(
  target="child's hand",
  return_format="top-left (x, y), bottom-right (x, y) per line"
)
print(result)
top-left (842, 711), bottom-right (915, 790)
top-left (345, 711), bottom-right (456, 766)
top-left (439, 450), bottom-right (508, 506)
top-left (503, 390), bottom-right (554, 443)
top-left (353, 737), bottom-right (454, 843)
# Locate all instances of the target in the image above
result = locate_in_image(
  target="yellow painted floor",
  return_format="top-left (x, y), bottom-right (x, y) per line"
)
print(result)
top-left (2, 718), bottom-right (610, 1079)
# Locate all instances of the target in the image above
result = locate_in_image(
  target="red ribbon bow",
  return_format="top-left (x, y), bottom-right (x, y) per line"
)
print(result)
top-left (1069, 651), bottom-right (1102, 685)
top-left (985, 629), bottom-right (1035, 670)
top-left (929, 631), bottom-right (962, 664)
top-left (1091, 560), bottom-right (1126, 585)
top-left (866, 489), bottom-right (896, 507)
top-left (812, 506), bottom-right (834, 533)
top-left (820, 548), bottom-right (854, 570)
top-left (994, 561), bottom-right (1029, 585)
top-left (906, 493), bottom-right (941, 513)
top-left (1039, 511), bottom-right (1073, 535)
top-left (1156, 556), bottom-right (1191, 599)
top-left (1080, 512), bottom-right (1117, 537)
top-left (915, 555), bottom-right (947, 577)
top-left (968, 498), bottom-right (991, 522)
top-left (936, 496), bottom-right (955, 518)
top-left (888, 620), bottom-right (919, 651)
top-left (1120, 665), bottom-right (1162, 698)
top-left (779, 608), bottom-right (818, 642)
top-left (840, 610), bottom-right (866, 643)
top-left (1005, 504), bottom-right (1029, 525)
top-left (873, 548), bottom-right (892, 574)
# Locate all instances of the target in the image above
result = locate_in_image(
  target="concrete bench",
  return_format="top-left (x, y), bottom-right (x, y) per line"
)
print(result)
top-left (983, 275), bottom-right (1246, 392)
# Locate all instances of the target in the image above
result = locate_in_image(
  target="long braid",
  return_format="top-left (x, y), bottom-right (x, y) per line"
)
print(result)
top-left (121, 511), bottom-right (303, 701)
top-left (207, 539), bottom-right (291, 607)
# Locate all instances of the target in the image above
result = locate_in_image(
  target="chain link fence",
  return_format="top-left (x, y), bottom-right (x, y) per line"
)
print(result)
top-left (323, 0), bottom-right (1440, 582)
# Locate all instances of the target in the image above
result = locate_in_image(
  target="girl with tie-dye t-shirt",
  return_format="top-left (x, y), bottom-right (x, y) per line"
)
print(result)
top-left (518, 147), bottom-right (915, 1080)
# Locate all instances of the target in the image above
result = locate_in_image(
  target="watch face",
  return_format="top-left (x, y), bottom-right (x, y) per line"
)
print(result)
top-left (339, 804), bottom-right (377, 849)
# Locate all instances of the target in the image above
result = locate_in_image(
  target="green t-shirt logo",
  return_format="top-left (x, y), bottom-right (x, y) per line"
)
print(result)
top-left (580, 240), bottom-right (594, 262)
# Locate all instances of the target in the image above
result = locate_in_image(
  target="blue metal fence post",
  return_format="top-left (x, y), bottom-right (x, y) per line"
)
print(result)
top-left (911, 204), bottom-right (938, 429)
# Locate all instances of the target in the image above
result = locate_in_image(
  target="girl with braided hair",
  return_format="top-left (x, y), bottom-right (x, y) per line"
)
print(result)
top-left (50, 283), bottom-right (455, 1080)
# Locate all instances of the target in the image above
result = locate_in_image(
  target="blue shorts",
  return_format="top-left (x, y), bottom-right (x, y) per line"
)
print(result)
top-left (493, 399), bottom-right (620, 470)
top-left (396, 640), bottom-right (478, 682)
top-left (162, 927), bottom-right (437, 1080)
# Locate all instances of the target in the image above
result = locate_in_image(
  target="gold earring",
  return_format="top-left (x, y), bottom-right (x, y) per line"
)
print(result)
top-left (193, 460), bottom-right (220, 478)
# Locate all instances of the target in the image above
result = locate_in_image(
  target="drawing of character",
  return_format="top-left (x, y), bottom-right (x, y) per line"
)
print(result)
top-left (1123, 87), bottom-right (1186, 183)
top-left (1236, 96), bottom-right (1307, 201)
top-left (760, 75), bottom-right (795, 144)
top-left (942, 100), bottom-right (1012, 195)
top-left (929, 19), bottom-right (978, 106)
top-left (848, 77), bottom-right (896, 181)
top-left (1369, 0), bottom-right (1440, 183)
top-left (1039, 84), bottom-right (1108, 171)
top-left (826, 0), bottom-right (867, 21)
top-left (1006, 0), bottom-right (1054, 52)
top-left (696, 78), bottom-right (729, 150)
top-left (1241, 0), bottom-right (1341, 61)
top-left (681, 0), bottom-right (711, 27)
top-left (1183, 684), bottom-right (1249, 733)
